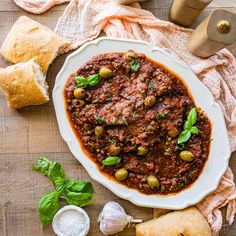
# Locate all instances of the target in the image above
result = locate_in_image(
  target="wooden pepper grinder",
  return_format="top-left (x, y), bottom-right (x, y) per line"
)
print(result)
top-left (188, 10), bottom-right (236, 58)
top-left (170, 0), bottom-right (213, 26)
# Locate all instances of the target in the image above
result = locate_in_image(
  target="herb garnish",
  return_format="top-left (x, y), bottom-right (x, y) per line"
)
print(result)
top-left (109, 137), bottom-right (118, 144)
top-left (156, 112), bottom-right (167, 119)
top-left (32, 157), bottom-right (94, 227)
top-left (75, 76), bottom-right (88, 88)
top-left (102, 156), bottom-right (121, 166)
top-left (130, 60), bottom-right (140, 72)
top-left (75, 73), bottom-right (100, 88)
top-left (94, 114), bottom-right (104, 124)
top-left (177, 108), bottom-right (199, 145)
top-left (122, 117), bottom-right (128, 125)
top-left (148, 82), bottom-right (154, 90)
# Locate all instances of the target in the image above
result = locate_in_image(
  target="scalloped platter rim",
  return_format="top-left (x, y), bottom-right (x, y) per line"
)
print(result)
top-left (53, 37), bottom-right (231, 209)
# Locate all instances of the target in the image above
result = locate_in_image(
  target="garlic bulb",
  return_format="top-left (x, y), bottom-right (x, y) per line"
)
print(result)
top-left (97, 201), bottom-right (142, 235)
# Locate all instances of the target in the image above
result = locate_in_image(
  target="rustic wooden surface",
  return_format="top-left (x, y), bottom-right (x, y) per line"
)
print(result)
top-left (0, 0), bottom-right (236, 235)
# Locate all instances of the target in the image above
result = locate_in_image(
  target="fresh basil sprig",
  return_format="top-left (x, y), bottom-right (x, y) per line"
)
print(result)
top-left (75, 73), bottom-right (100, 88)
top-left (177, 108), bottom-right (199, 145)
top-left (102, 156), bottom-right (121, 166)
top-left (130, 60), bottom-right (140, 72)
top-left (32, 157), bottom-right (94, 227)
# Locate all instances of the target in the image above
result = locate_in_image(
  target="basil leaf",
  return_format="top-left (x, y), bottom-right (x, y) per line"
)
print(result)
top-left (48, 162), bottom-right (65, 189)
top-left (87, 74), bottom-right (100, 86)
top-left (70, 181), bottom-right (94, 194)
top-left (183, 120), bottom-right (191, 130)
top-left (75, 76), bottom-right (88, 88)
top-left (177, 130), bottom-right (191, 144)
top-left (39, 191), bottom-right (59, 227)
top-left (130, 60), bottom-right (140, 72)
top-left (32, 156), bottom-right (52, 176)
top-left (94, 114), bottom-right (104, 124)
top-left (187, 108), bottom-right (197, 126)
top-left (63, 179), bottom-right (76, 190)
top-left (66, 192), bottom-right (93, 207)
top-left (102, 156), bottom-right (121, 166)
top-left (190, 126), bottom-right (199, 134)
top-left (32, 157), bottom-right (65, 189)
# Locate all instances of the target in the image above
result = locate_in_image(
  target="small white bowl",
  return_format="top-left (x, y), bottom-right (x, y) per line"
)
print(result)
top-left (52, 205), bottom-right (90, 236)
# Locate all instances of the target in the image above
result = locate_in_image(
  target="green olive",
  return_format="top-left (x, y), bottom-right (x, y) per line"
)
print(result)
top-left (99, 67), bottom-right (113, 79)
top-left (168, 129), bottom-right (179, 138)
top-left (74, 88), bottom-right (85, 99)
top-left (150, 121), bottom-right (156, 126)
top-left (83, 123), bottom-right (92, 131)
top-left (115, 168), bottom-right (128, 181)
top-left (180, 151), bottom-right (194, 162)
top-left (95, 126), bottom-right (104, 137)
top-left (144, 96), bottom-right (157, 108)
top-left (147, 175), bottom-right (160, 189)
top-left (109, 145), bottom-right (121, 156)
top-left (137, 146), bottom-right (148, 156)
top-left (124, 50), bottom-right (137, 61)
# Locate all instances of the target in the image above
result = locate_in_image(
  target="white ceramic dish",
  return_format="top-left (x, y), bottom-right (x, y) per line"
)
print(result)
top-left (53, 37), bottom-right (231, 209)
top-left (52, 205), bottom-right (90, 236)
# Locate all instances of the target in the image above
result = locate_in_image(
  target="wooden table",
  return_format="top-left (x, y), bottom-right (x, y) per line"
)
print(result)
top-left (0, 0), bottom-right (236, 235)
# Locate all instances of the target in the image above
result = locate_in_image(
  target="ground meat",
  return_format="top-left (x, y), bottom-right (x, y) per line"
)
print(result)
top-left (65, 52), bottom-right (211, 195)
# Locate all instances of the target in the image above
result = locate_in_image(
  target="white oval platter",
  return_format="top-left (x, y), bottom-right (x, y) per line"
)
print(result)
top-left (53, 37), bottom-right (231, 209)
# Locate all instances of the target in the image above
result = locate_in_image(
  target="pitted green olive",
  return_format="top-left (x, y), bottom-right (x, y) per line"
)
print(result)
top-left (147, 175), bottom-right (160, 189)
top-left (115, 168), bottom-right (128, 181)
top-left (95, 126), bottom-right (104, 137)
top-left (124, 50), bottom-right (137, 61)
top-left (144, 96), bottom-right (157, 108)
top-left (109, 145), bottom-right (121, 156)
top-left (180, 151), bottom-right (194, 162)
top-left (137, 146), bottom-right (148, 156)
top-left (74, 88), bottom-right (85, 99)
top-left (99, 67), bottom-right (113, 79)
top-left (168, 129), bottom-right (179, 138)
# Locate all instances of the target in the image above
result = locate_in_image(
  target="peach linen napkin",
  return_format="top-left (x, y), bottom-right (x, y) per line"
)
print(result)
top-left (15, 0), bottom-right (236, 234)
top-left (14, 0), bottom-right (70, 14)
top-left (55, 1), bottom-right (236, 235)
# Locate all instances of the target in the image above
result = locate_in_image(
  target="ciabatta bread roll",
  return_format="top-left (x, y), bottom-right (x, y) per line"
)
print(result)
top-left (0, 59), bottom-right (49, 109)
top-left (136, 207), bottom-right (212, 236)
top-left (0, 16), bottom-right (69, 73)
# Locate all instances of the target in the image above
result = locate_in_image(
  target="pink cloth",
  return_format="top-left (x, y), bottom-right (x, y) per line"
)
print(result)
top-left (14, 0), bottom-right (70, 14)
top-left (17, 0), bottom-right (236, 234)
top-left (55, 1), bottom-right (236, 235)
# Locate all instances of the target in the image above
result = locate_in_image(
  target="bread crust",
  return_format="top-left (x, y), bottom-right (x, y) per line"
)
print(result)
top-left (136, 207), bottom-right (212, 236)
top-left (0, 59), bottom-right (49, 109)
top-left (0, 16), bottom-right (69, 73)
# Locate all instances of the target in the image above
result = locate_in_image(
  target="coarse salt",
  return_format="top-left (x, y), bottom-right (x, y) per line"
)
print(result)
top-left (52, 206), bottom-right (90, 236)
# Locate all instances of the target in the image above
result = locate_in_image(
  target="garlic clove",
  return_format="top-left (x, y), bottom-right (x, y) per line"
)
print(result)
top-left (97, 201), bottom-right (142, 235)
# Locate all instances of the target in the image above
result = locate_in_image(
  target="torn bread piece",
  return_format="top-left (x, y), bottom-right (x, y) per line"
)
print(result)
top-left (0, 59), bottom-right (49, 109)
top-left (0, 16), bottom-right (69, 73)
top-left (136, 207), bottom-right (212, 236)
